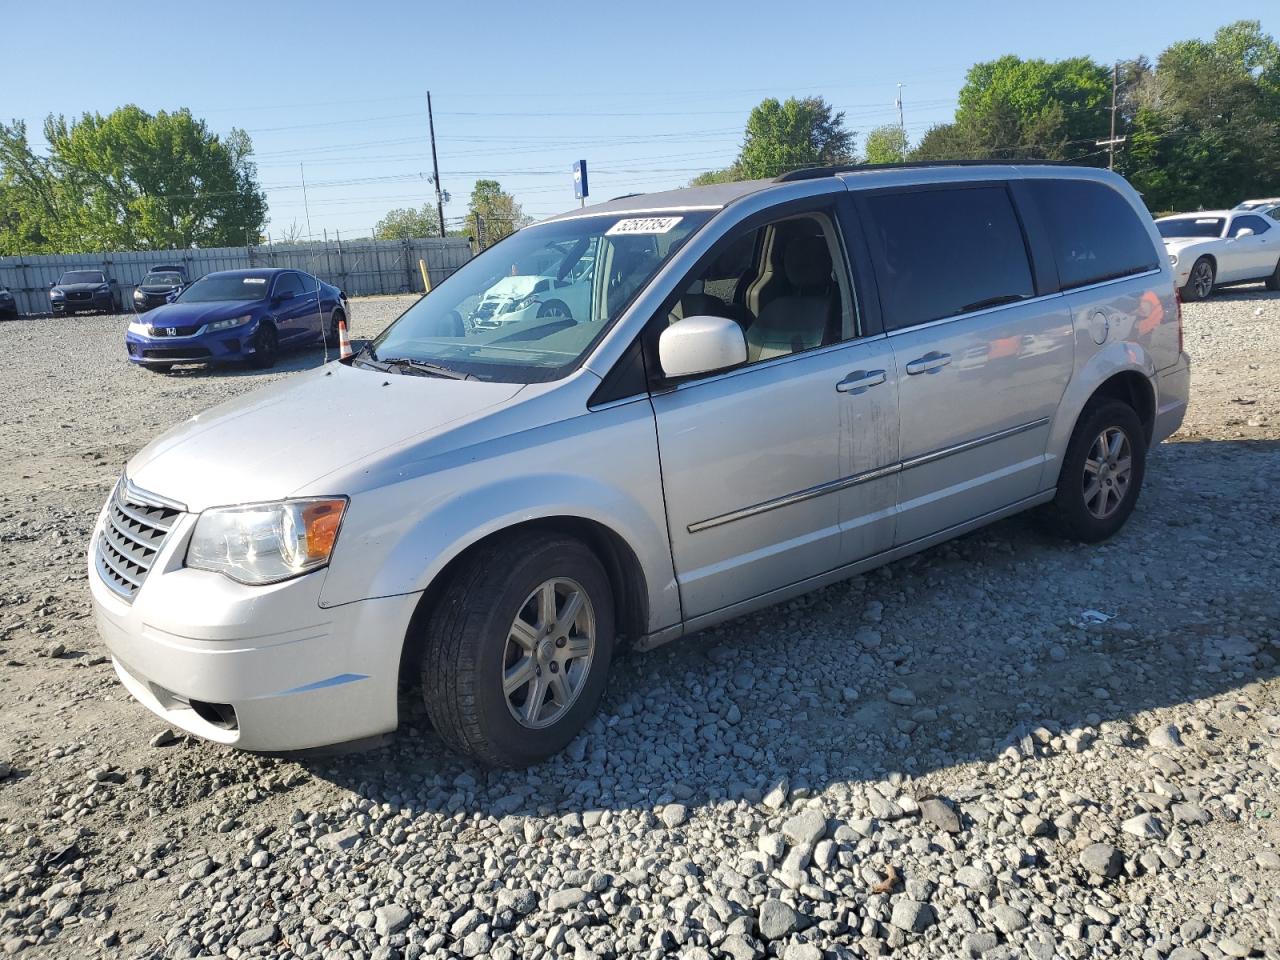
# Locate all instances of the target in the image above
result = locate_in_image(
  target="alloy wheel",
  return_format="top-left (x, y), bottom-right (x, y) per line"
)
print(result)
top-left (1192, 261), bottom-right (1213, 299)
top-left (503, 577), bottom-right (595, 729)
top-left (1082, 427), bottom-right (1133, 520)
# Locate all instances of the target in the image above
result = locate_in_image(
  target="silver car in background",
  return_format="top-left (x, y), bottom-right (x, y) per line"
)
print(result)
top-left (88, 162), bottom-right (1190, 766)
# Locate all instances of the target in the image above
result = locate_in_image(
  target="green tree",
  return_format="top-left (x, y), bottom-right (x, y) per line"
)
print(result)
top-left (864, 124), bottom-right (908, 164)
top-left (737, 96), bottom-right (855, 179)
top-left (468, 179), bottom-right (528, 248)
top-left (1120, 21), bottom-right (1280, 211)
top-left (374, 203), bottom-right (442, 240)
top-left (908, 121), bottom-right (979, 161)
top-left (0, 106), bottom-right (265, 254)
top-left (689, 164), bottom-right (744, 186)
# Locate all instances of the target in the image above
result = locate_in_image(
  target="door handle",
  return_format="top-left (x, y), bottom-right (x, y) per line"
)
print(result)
top-left (836, 369), bottom-right (886, 393)
top-left (905, 351), bottom-right (952, 375)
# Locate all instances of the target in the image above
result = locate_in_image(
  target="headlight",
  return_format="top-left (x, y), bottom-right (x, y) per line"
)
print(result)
top-left (50, 289), bottom-right (65, 298)
top-left (133, 289), bottom-right (145, 300)
top-left (127, 321), bottom-right (150, 335)
top-left (186, 498), bottom-right (347, 585)
top-left (205, 314), bottom-right (253, 332)
top-left (97, 284), bottom-right (111, 293)
top-left (503, 294), bottom-right (539, 314)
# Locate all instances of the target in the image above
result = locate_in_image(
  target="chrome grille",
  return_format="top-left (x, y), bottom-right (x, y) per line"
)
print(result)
top-left (95, 480), bottom-right (184, 602)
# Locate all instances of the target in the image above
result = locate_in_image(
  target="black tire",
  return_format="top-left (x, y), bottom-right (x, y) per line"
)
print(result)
top-left (1266, 259), bottom-right (1280, 292)
top-left (147, 364), bottom-right (174, 374)
top-left (536, 299), bottom-right (572, 321)
top-left (326, 308), bottom-right (345, 344)
top-left (1047, 399), bottom-right (1147, 543)
top-left (250, 322), bottom-right (278, 369)
top-left (1180, 256), bottom-right (1215, 302)
top-left (419, 532), bottom-right (615, 767)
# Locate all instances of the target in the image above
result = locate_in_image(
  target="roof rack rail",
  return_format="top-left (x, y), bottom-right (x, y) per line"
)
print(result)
top-left (774, 158), bottom-right (1078, 182)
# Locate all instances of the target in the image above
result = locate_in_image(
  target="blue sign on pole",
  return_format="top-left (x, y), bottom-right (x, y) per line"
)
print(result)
top-left (572, 160), bottom-right (588, 201)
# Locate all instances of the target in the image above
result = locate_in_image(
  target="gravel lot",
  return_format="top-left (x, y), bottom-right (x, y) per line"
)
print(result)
top-left (0, 289), bottom-right (1277, 960)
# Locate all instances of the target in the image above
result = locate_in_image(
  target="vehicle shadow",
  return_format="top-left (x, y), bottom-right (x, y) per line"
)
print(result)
top-left (1203, 283), bottom-right (1279, 302)
top-left (300, 437), bottom-right (1278, 823)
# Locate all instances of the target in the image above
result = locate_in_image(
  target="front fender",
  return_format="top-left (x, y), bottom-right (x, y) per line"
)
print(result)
top-left (316, 398), bottom-right (680, 633)
top-left (1037, 339), bottom-right (1156, 491)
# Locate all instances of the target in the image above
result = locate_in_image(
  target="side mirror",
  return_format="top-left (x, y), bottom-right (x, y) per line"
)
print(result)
top-left (1234, 227), bottom-right (1255, 239)
top-left (658, 315), bottom-right (747, 380)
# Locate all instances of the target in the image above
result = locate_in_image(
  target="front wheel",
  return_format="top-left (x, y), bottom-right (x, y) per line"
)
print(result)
top-left (1266, 258), bottom-right (1280, 291)
top-left (536, 299), bottom-right (573, 322)
top-left (419, 532), bottom-right (614, 767)
top-left (1047, 400), bottom-right (1147, 543)
top-left (1181, 256), bottom-right (1215, 302)
top-left (250, 323), bottom-right (278, 369)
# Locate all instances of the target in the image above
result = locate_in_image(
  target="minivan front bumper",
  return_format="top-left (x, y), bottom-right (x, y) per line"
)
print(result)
top-left (87, 505), bottom-right (418, 751)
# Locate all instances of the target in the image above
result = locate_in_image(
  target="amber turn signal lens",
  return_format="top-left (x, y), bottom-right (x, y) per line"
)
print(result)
top-left (301, 499), bottom-right (346, 562)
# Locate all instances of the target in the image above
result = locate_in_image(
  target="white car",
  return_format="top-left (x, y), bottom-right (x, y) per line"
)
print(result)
top-left (469, 257), bottom-right (595, 328)
top-left (1233, 197), bottom-right (1280, 218)
top-left (1156, 209), bottom-right (1280, 300)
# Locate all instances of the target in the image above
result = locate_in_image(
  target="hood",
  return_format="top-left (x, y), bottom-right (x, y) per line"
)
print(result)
top-left (1161, 236), bottom-right (1217, 255)
top-left (54, 282), bottom-right (107, 293)
top-left (127, 362), bottom-right (525, 511)
top-left (143, 300), bottom-right (261, 326)
top-left (139, 283), bottom-right (182, 293)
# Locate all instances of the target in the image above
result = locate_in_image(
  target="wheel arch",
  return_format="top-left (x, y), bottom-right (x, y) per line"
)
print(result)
top-left (397, 515), bottom-right (650, 685)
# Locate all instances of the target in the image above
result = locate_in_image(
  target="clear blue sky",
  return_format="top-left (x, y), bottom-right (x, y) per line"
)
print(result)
top-left (1, 0), bottom-right (1274, 240)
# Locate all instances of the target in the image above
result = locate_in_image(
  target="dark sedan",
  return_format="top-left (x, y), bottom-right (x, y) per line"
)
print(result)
top-left (132, 269), bottom-right (188, 312)
top-left (50, 270), bottom-right (121, 315)
top-left (124, 268), bottom-right (349, 372)
top-left (0, 287), bottom-right (16, 321)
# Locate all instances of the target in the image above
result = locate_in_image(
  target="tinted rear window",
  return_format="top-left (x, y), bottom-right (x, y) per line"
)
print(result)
top-left (1029, 179), bottom-right (1160, 289)
top-left (864, 185), bottom-right (1035, 331)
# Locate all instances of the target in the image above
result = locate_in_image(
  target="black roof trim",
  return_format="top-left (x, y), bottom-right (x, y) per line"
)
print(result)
top-left (774, 159), bottom-right (1080, 182)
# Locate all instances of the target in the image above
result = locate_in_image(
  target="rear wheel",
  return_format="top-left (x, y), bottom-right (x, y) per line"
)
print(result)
top-left (1181, 256), bottom-right (1215, 301)
top-left (419, 532), bottom-right (614, 767)
top-left (250, 322), bottom-right (278, 369)
top-left (1047, 399), bottom-right (1147, 543)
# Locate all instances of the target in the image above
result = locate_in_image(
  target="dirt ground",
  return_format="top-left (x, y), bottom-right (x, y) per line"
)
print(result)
top-left (0, 289), bottom-right (1276, 960)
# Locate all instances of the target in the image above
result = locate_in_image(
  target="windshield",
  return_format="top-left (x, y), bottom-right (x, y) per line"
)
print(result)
top-left (142, 272), bottom-right (183, 286)
top-left (368, 210), bottom-right (712, 382)
top-left (60, 270), bottom-right (105, 284)
top-left (1157, 217), bottom-right (1224, 239)
top-left (176, 274), bottom-right (271, 303)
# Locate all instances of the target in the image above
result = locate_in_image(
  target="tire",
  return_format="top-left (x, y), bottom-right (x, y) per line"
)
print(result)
top-left (250, 322), bottom-right (278, 369)
top-left (326, 308), bottom-right (345, 344)
top-left (419, 532), bottom-right (615, 767)
top-left (1181, 256), bottom-right (1215, 302)
top-left (1047, 399), bottom-right (1147, 543)
top-left (1266, 259), bottom-right (1280, 292)
top-left (536, 299), bottom-right (572, 321)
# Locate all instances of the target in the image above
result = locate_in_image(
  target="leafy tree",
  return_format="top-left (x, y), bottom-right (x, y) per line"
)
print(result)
top-left (909, 121), bottom-right (979, 161)
top-left (374, 203), bottom-right (442, 240)
top-left (737, 97), bottom-right (855, 179)
top-left (0, 106), bottom-right (266, 254)
top-left (468, 179), bottom-right (528, 248)
top-left (689, 165), bottom-right (744, 186)
top-left (864, 124), bottom-right (909, 164)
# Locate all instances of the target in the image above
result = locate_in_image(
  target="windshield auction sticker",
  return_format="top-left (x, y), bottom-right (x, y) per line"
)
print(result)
top-left (606, 216), bottom-right (684, 236)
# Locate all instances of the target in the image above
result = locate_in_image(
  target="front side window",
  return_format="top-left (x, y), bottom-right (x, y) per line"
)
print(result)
top-left (662, 210), bottom-right (856, 364)
top-left (177, 274), bottom-right (271, 303)
top-left (273, 273), bottom-right (305, 297)
top-left (865, 185), bottom-right (1035, 331)
top-left (1230, 215), bottom-right (1270, 237)
top-left (369, 211), bottom-right (712, 383)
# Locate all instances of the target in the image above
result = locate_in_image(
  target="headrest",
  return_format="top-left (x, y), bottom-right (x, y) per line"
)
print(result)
top-left (783, 235), bottom-right (832, 288)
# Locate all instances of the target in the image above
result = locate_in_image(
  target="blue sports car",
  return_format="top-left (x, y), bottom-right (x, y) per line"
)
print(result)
top-left (125, 268), bottom-right (349, 373)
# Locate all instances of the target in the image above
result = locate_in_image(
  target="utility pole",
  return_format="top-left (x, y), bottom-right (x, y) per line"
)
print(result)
top-left (427, 92), bottom-right (446, 239)
top-left (300, 162), bottom-right (314, 242)
top-left (1096, 62), bottom-right (1127, 170)
top-left (896, 83), bottom-right (907, 160)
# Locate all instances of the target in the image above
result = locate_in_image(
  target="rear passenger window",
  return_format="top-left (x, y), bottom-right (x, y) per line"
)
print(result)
top-left (864, 185), bottom-right (1035, 331)
top-left (1028, 179), bottom-right (1160, 289)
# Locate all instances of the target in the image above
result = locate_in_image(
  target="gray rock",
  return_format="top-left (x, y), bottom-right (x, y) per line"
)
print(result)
top-left (962, 931), bottom-right (1000, 957)
top-left (721, 934), bottom-right (762, 960)
top-left (1217, 938), bottom-right (1254, 958)
top-left (757, 898), bottom-right (801, 940)
top-left (660, 803), bottom-right (688, 828)
top-left (236, 925), bottom-right (279, 948)
top-left (956, 865), bottom-right (996, 897)
top-left (496, 887), bottom-right (538, 914)
top-left (1121, 813), bottom-right (1165, 839)
top-left (887, 687), bottom-right (916, 706)
top-left (919, 796), bottom-right (961, 834)
top-left (317, 827), bottom-right (361, 851)
top-left (1080, 843), bottom-right (1124, 878)
top-left (1147, 723), bottom-right (1183, 750)
top-left (148, 728), bottom-right (178, 748)
top-left (547, 888), bottom-right (589, 911)
top-left (249, 850), bottom-right (270, 869)
top-left (375, 904), bottom-right (412, 936)
top-left (991, 904), bottom-right (1029, 934)
top-left (890, 898), bottom-right (935, 934)
top-left (782, 808), bottom-right (827, 847)
top-left (1254, 851), bottom-right (1280, 871)
top-left (784, 945), bottom-right (823, 960)
top-left (762, 778), bottom-right (789, 810)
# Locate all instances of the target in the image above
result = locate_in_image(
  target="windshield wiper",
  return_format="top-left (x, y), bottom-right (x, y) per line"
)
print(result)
top-left (379, 357), bottom-right (470, 380)
top-left (959, 293), bottom-right (1031, 314)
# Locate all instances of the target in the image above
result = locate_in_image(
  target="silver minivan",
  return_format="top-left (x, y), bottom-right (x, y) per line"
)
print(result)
top-left (89, 163), bottom-right (1190, 766)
